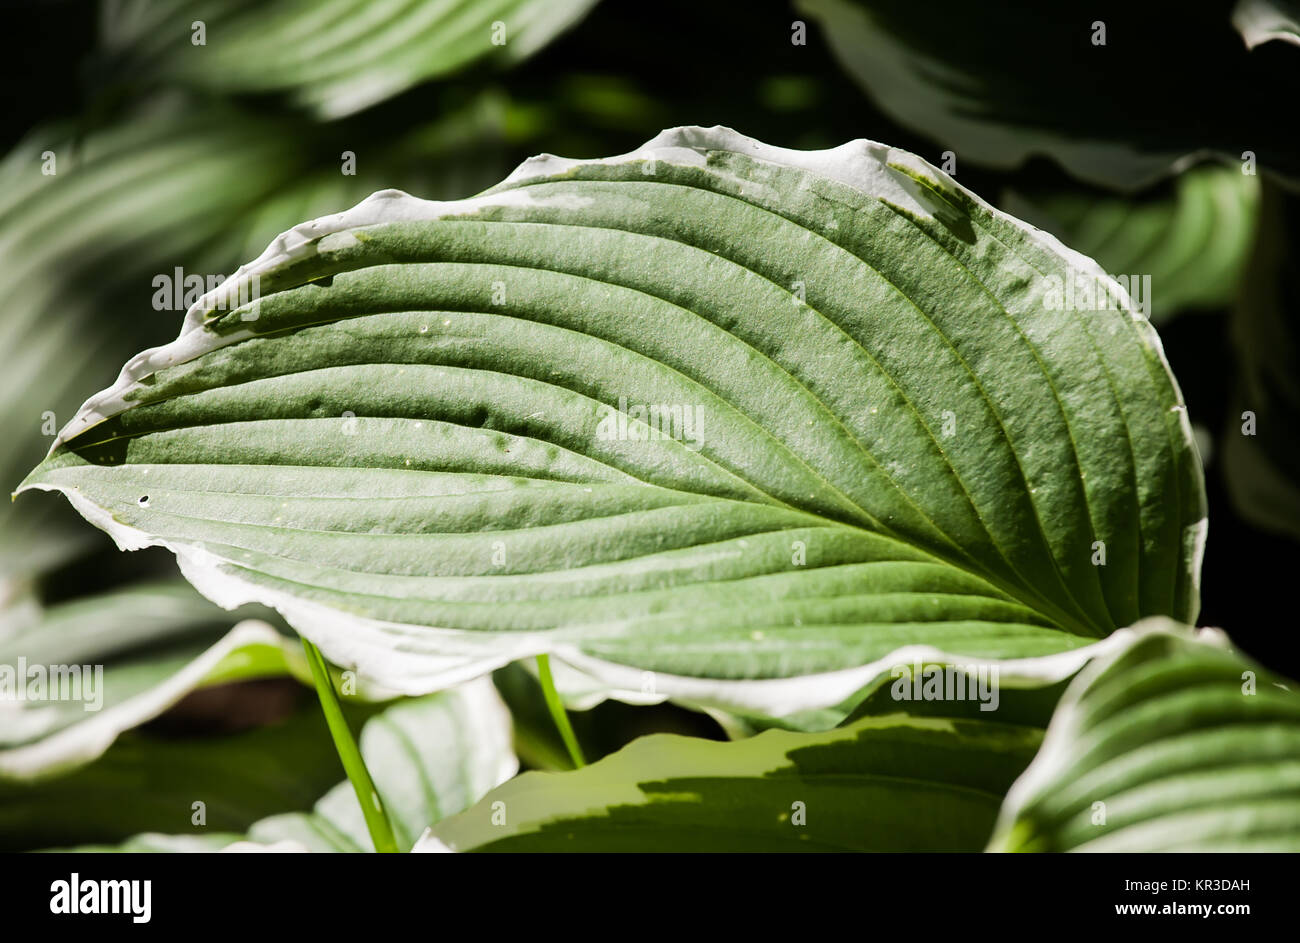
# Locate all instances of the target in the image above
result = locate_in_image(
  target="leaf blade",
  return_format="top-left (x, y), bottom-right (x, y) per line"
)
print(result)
top-left (22, 127), bottom-right (1205, 719)
top-left (421, 711), bottom-right (1042, 852)
top-left (989, 622), bottom-right (1300, 852)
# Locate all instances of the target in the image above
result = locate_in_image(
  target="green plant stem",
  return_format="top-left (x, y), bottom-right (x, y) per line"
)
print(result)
top-left (536, 654), bottom-right (586, 768)
top-left (301, 638), bottom-right (401, 853)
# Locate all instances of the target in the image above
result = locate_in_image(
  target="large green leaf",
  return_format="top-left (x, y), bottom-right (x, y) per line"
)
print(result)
top-left (20, 126), bottom-right (1205, 721)
top-left (419, 709), bottom-right (1042, 852)
top-left (1001, 163), bottom-right (1260, 324)
top-left (0, 581), bottom-right (302, 780)
top-left (988, 621), bottom-right (1300, 852)
top-left (102, 0), bottom-right (601, 118)
top-left (797, 0), bottom-right (1298, 190)
top-left (52, 678), bottom-right (518, 852)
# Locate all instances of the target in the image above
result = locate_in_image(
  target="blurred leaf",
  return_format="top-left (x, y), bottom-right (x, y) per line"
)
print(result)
top-left (1224, 181), bottom-right (1300, 540)
top-left (0, 92), bottom-right (511, 588)
top-left (21, 127), bottom-right (1204, 723)
top-left (53, 678), bottom-right (518, 852)
top-left (0, 580), bottom-right (302, 780)
top-left (1233, 0), bottom-right (1300, 48)
top-left (76, 833), bottom-right (243, 851)
top-left (796, 0), bottom-right (1299, 190)
top-left (0, 689), bottom-right (349, 851)
top-left (101, 0), bottom-right (601, 118)
top-left (1002, 163), bottom-right (1260, 323)
top-left (989, 622), bottom-right (1300, 851)
top-left (0, 100), bottom-right (309, 582)
top-left (244, 679), bottom-right (517, 851)
top-left (420, 709), bottom-right (1041, 852)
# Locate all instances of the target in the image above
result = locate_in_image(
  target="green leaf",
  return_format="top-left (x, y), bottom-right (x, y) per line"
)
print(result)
top-left (1001, 163), bottom-right (1260, 324)
top-left (103, 0), bottom-right (601, 118)
top-left (0, 94), bottom-right (510, 496)
top-left (0, 692), bottom-right (352, 851)
top-left (21, 126), bottom-right (1205, 722)
top-left (0, 93), bottom-right (512, 586)
top-left (419, 709), bottom-right (1042, 852)
top-left (72, 834), bottom-right (244, 853)
top-left (0, 99), bottom-right (343, 588)
top-left (244, 679), bottom-right (517, 851)
top-left (0, 581), bottom-right (301, 780)
top-left (46, 679), bottom-right (518, 852)
top-left (0, 105), bottom-right (293, 578)
top-left (796, 0), bottom-right (1298, 190)
top-left (988, 621), bottom-right (1300, 852)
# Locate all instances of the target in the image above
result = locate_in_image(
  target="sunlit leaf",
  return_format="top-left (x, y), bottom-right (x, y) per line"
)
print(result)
top-left (420, 708), bottom-right (1041, 852)
top-left (22, 127), bottom-right (1205, 722)
top-left (989, 621), bottom-right (1300, 852)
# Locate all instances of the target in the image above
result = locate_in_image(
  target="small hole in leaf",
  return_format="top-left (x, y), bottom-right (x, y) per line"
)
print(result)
top-left (138, 496), bottom-right (150, 508)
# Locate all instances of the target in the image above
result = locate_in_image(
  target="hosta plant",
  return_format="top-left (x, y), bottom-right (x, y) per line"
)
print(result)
top-left (16, 127), bottom-right (1297, 852)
